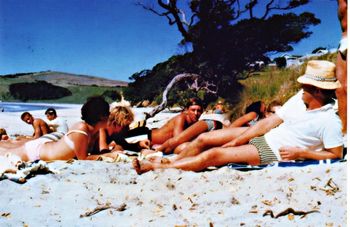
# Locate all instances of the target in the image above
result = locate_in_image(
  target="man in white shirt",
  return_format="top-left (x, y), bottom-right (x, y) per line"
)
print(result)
top-left (133, 60), bottom-right (344, 174)
top-left (45, 108), bottom-right (68, 134)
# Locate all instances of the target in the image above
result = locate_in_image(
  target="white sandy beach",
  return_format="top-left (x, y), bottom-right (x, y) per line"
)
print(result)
top-left (0, 103), bottom-right (347, 226)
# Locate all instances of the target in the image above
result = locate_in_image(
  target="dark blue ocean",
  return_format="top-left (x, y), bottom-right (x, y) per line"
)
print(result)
top-left (0, 102), bottom-right (73, 113)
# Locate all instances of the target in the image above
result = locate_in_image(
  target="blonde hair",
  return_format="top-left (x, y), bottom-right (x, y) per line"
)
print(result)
top-left (108, 106), bottom-right (134, 127)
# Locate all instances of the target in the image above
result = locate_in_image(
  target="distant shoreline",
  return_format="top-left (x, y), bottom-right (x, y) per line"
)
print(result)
top-left (0, 101), bottom-right (81, 113)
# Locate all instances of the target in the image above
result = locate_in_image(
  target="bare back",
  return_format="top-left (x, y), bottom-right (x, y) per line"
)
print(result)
top-left (33, 118), bottom-right (50, 138)
top-left (39, 122), bottom-right (89, 161)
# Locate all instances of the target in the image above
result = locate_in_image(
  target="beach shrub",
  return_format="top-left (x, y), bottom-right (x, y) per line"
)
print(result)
top-left (102, 90), bottom-right (122, 101)
top-left (274, 57), bottom-right (287, 68)
top-left (9, 81), bottom-right (72, 101)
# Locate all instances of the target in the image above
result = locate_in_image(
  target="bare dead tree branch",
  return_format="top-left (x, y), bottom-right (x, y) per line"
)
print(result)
top-left (144, 73), bottom-right (200, 119)
top-left (189, 79), bottom-right (217, 94)
top-left (136, 0), bottom-right (193, 41)
top-left (261, 0), bottom-right (309, 20)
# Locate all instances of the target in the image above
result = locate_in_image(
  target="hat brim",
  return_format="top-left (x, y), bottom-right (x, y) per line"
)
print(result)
top-left (297, 75), bottom-right (341, 90)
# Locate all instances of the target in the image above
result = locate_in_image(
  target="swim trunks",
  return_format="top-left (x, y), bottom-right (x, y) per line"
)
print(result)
top-left (203, 120), bottom-right (223, 131)
top-left (25, 137), bottom-right (54, 161)
top-left (249, 136), bottom-right (278, 165)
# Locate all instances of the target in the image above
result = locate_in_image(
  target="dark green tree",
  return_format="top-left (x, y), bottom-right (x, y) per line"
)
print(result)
top-left (130, 0), bottom-right (320, 105)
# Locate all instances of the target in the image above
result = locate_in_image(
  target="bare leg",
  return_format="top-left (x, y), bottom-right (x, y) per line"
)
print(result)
top-left (133, 144), bottom-right (260, 174)
top-left (157, 121), bottom-right (209, 154)
top-left (173, 142), bottom-right (190, 154)
top-left (0, 139), bottom-right (29, 149)
top-left (0, 145), bottom-right (28, 161)
top-left (173, 127), bottom-right (248, 161)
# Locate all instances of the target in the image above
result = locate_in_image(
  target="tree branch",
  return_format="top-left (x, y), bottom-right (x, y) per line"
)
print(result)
top-left (137, 0), bottom-right (192, 42)
top-left (145, 73), bottom-right (200, 119)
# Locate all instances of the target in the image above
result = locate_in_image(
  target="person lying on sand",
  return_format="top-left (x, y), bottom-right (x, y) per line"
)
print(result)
top-left (133, 60), bottom-right (343, 174)
top-left (90, 106), bottom-right (150, 154)
top-left (0, 96), bottom-right (119, 162)
top-left (21, 112), bottom-right (51, 139)
top-left (151, 102), bottom-right (230, 155)
top-left (229, 101), bottom-right (266, 127)
top-left (150, 97), bottom-right (203, 145)
top-left (129, 97), bottom-right (204, 154)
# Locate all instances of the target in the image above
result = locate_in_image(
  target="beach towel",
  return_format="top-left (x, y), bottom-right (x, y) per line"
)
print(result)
top-left (0, 160), bottom-right (55, 184)
top-left (227, 159), bottom-right (345, 171)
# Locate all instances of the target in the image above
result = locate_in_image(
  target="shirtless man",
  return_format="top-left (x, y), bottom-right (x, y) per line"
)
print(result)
top-left (336, 0), bottom-right (347, 133)
top-left (21, 112), bottom-right (51, 139)
top-left (150, 97), bottom-right (203, 145)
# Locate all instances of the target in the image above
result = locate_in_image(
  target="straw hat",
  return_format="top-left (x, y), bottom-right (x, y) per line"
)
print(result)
top-left (297, 60), bottom-right (341, 90)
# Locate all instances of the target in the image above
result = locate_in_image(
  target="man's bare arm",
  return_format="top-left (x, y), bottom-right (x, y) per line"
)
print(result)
top-left (279, 146), bottom-right (343, 160)
top-left (223, 114), bottom-right (283, 147)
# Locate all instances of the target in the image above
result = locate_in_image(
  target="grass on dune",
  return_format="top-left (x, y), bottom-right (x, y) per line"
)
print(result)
top-left (229, 53), bottom-right (337, 119)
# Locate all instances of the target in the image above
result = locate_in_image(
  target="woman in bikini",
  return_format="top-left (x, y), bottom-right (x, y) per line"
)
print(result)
top-left (0, 96), bottom-right (119, 161)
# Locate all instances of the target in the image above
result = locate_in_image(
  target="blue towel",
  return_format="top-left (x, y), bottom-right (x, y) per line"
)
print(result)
top-left (227, 159), bottom-right (345, 171)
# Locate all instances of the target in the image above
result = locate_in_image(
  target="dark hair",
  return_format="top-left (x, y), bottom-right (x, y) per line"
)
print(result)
top-left (245, 101), bottom-right (264, 119)
top-left (21, 112), bottom-right (31, 120)
top-left (45, 108), bottom-right (57, 116)
top-left (185, 97), bottom-right (203, 109)
top-left (81, 96), bottom-right (110, 126)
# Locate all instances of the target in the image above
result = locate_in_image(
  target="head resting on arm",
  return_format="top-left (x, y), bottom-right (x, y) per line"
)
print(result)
top-left (81, 96), bottom-right (110, 126)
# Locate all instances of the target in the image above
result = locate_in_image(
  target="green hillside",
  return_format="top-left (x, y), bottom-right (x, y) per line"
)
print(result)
top-left (0, 71), bottom-right (128, 104)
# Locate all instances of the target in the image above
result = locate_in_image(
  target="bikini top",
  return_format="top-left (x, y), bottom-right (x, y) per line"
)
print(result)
top-left (64, 130), bottom-right (88, 150)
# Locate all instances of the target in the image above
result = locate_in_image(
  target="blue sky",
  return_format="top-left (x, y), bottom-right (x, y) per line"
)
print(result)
top-left (0, 0), bottom-right (340, 81)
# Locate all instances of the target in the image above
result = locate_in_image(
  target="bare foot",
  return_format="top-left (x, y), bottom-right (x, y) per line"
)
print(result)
top-left (160, 157), bottom-right (171, 164)
top-left (147, 156), bottom-right (163, 163)
top-left (132, 158), bottom-right (154, 175)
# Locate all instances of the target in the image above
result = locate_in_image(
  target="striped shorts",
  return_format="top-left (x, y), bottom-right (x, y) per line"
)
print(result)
top-left (249, 136), bottom-right (278, 165)
top-left (41, 132), bottom-right (65, 142)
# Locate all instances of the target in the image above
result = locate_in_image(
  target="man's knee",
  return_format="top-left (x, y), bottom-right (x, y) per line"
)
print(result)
top-left (195, 132), bottom-right (210, 145)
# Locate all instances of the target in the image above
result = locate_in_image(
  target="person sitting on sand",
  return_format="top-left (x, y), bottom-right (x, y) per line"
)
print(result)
top-left (21, 112), bottom-right (51, 139)
top-left (0, 96), bottom-right (119, 162)
top-left (90, 106), bottom-right (150, 154)
top-left (45, 108), bottom-right (69, 134)
top-left (133, 60), bottom-right (343, 174)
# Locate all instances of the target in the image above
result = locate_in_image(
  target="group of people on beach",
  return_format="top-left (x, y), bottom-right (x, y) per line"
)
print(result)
top-left (0, 0), bottom-right (347, 175)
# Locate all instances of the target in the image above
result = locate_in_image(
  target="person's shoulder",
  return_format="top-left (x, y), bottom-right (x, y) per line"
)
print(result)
top-left (69, 121), bottom-right (87, 131)
top-left (34, 118), bottom-right (46, 124)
